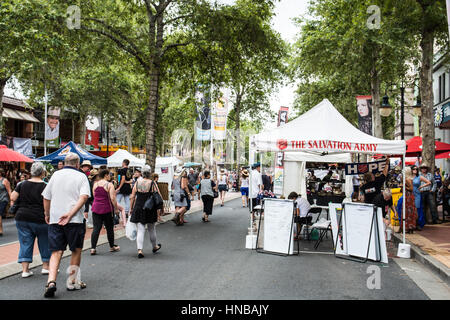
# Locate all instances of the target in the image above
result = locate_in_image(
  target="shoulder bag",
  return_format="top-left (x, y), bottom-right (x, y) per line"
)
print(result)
top-left (105, 182), bottom-right (120, 225)
top-left (143, 181), bottom-right (155, 211)
top-left (151, 181), bottom-right (164, 208)
top-left (9, 180), bottom-right (21, 215)
top-left (212, 180), bottom-right (219, 198)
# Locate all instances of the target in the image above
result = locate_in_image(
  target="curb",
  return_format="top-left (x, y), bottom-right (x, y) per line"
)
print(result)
top-left (392, 232), bottom-right (450, 286)
top-left (0, 193), bottom-right (242, 280)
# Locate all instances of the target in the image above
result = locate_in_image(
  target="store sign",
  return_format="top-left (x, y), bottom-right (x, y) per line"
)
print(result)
top-left (345, 159), bottom-right (389, 175)
top-left (435, 102), bottom-right (450, 127)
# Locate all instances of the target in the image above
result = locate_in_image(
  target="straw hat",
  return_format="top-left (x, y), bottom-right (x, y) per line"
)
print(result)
top-left (419, 163), bottom-right (430, 170)
top-left (89, 168), bottom-right (99, 178)
top-left (81, 160), bottom-right (93, 169)
top-left (242, 169), bottom-right (249, 177)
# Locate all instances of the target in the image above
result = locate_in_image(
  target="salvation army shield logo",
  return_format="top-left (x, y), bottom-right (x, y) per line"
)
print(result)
top-left (358, 164), bottom-right (369, 173)
top-left (277, 139), bottom-right (288, 150)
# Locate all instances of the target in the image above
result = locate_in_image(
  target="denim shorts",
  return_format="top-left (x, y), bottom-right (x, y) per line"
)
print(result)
top-left (240, 187), bottom-right (249, 197)
top-left (218, 185), bottom-right (228, 192)
top-left (48, 223), bottom-right (86, 252)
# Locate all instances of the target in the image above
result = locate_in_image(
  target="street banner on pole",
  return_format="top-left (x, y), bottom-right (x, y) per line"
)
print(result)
top-left (212, 96), bottom-right (229, 140)
top-left (274, 106), bottom-right (289, 196)
top-left (195, 106), bottom-right (211, 141)
top-left (356, 96), bottom-right (373, 136)
top-left (45, 106), bottom-right (61, 148)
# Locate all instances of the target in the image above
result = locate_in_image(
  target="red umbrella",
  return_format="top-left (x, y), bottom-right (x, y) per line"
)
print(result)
top-left (406, 136), bottom-right (450, 157)
top-left (436, 152), bottom-right (450, 159)
top-left (0, 145), bottom-right (34, 162)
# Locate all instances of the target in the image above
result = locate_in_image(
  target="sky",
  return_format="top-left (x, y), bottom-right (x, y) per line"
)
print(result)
top-left (5, 0), bottom-right (310, 127)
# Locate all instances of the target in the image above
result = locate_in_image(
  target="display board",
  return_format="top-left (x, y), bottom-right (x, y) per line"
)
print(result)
top-left (374, 207), bottom-right (388, 264)
top-left (345, 203), bottom-right (378, 260)
top-left (329, 203), bottom-right (347, 256)
top-left (263, 199), bottom-right (295, 255)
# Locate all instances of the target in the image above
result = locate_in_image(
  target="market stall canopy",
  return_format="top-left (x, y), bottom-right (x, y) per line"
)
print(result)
top-left (107, 149), bottom-right (145, 167)
top-left (405, 136), bottom-right (450, 157)
top-left (155, 156), bottom-right (183, 168)
top-left (36, 141), bottom-right (107, 165)
top-left (284, 151), bottom-right (351, 163)
top-left (183, 162), bottom-right (202, 167)
top-left (251, 99), bottom-right (406, 155)
top-left (0, 145), bottom-right (34, 162)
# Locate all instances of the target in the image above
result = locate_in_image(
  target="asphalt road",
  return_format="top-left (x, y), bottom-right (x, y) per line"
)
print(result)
top-left (0, 198), bottom-right (429, 300)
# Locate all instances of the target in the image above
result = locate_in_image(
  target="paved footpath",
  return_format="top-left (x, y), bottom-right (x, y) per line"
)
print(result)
top-left (0, 196), bottom-right (449, 300)
top-left (392, 206), bottom-right (450, 285)
top-left (0, 192), bottom-right (242, 280)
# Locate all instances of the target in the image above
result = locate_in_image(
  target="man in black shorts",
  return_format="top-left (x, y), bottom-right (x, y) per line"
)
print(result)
top-left (42, 153), bottom-right (91, 298)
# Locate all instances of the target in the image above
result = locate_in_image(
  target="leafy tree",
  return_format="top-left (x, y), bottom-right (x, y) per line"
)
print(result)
top-left (291, 0), bottom-right (417, 138)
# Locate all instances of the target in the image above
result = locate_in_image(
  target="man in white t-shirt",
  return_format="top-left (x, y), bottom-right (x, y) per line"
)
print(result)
top-left (42, 152), bottom-right (91, 298)
top-left (250, 163), bottom-right (263, 221)
top-left (288, 192), bottom-right (311, 240)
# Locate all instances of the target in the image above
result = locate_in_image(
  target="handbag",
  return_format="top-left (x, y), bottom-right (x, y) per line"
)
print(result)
top-left (212, 180), bottom-right (219, 198)
top-left (105, 182), bottom-right (120, 225)
top-left (9, 202), bottom-right (19, 215)
top-left (151, 181), bottom-right (163, 207)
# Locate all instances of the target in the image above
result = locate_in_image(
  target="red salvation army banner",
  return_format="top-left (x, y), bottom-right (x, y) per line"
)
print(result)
top-left (345, 159), bottom-right (389, 175)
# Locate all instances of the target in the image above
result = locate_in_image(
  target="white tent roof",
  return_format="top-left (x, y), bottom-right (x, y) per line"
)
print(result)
top-left (107, 149), bottom-right (145, 168)
top-left (155, 156), bottom-right (182, 168)
top-left (284, 151), bottom-right (351, 163)
top-left (251, 99), bottom-right (405, 155)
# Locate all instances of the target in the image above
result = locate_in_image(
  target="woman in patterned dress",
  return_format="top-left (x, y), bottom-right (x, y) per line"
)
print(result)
top-left (403, 167), bottom-right (418, 233)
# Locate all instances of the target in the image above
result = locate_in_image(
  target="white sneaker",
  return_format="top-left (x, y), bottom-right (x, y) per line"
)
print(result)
top-left (41, 268), bottom-right (49, 275)
top-left (21, 271), bottom-right (34, 278)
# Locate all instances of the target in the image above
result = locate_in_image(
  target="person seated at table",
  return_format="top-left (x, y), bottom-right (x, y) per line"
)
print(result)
top-left (288, 192), bottom-right (311, 240)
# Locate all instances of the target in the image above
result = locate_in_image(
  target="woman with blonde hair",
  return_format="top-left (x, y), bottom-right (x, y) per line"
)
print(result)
top-left (403, 167), bottom-right (418, 233)
top-left (171, 167), bottom-right (189, 226)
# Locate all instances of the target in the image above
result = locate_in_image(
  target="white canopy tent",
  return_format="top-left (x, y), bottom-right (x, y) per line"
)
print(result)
top-left (249, 99), bottom-right (408, 246)
top-left (154, 156), bottom-right (183, 185)
top-left (107, 149), bottom-right (145, 168)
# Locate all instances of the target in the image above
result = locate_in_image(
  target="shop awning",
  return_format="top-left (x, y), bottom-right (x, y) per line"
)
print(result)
top-left (2, 108), bottom-right (40, 123)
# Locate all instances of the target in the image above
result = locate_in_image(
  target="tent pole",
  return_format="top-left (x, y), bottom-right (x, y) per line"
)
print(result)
top-left (403, 153), bottom-right (406, 244)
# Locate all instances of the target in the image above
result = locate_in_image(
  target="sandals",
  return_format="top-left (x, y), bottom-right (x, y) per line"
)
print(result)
top-left (152, 244), bottom-right (162, 254)
top-left (90, 249), bottom-right (97, 255)
top-left (110, 245), bottom-right (120, 252)
top-left (67, 280), bottom-right (87, 291)
top-left (138, 251), bottom-right (144, 259)
top-left (172, 213), bottom-right (180, 225)
top-left (44, 281), bottom-right (57, 298)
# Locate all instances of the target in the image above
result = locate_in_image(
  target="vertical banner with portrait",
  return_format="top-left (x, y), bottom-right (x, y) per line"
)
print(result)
top-left (45, 107), bottom-right (61, 148)
top-left (273, 107), bottom-right (289, 196)
top-left (356, 96), bottom-right (373, 136)
top-left (195, 85), bottom-right (211, 141)
top-left (212, 97), bottom-right (229, 141)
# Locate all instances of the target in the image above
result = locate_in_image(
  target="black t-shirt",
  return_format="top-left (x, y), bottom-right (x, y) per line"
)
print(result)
top-left (360, 175), bottom-right (386, 204)
top-left (188, 173), bottom-right (198, 186)
top-left (118, 167), bottom-right (132, 195)
top-left (14, 181), bottom-right (47, 224)
top-left (372, 193), bottom-right (393, 218)
top-left (262, 174), bottom-right (271, 191)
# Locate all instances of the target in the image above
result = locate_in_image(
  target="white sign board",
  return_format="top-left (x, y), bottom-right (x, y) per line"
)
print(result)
top-left (263, 199), bottom-right (294, 255)
top-left (329, 203), bottom-right (347, 256)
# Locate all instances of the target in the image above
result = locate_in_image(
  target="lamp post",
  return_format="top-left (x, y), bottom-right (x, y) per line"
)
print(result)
top-left (379, 83), bottom-right (422, 140)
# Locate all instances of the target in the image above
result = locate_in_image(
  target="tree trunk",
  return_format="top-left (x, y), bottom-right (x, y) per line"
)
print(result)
top-left (145, 13), bottom-right (162, 171)
top-left (79, 113), bottom-right (87, 148)
top-left (420, 27), bottom-right (435, 173)
top-left (370, 50), bottom-right (383, 139)
top-left (0, 77), bottom-right (9, 136)
top-left (127, 110), bottom-right (133, 153)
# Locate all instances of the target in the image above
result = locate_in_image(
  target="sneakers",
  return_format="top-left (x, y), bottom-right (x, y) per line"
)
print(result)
top-left (41, 269), bottom-right (49, 275)
top-left (22, 271), bottom-right (34, 278)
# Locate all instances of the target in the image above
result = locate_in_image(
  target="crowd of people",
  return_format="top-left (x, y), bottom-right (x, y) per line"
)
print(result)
top-left (2, 154), bottom-right (259, 298)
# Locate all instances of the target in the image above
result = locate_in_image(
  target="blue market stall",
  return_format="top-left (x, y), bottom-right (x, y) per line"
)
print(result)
top-left (36, 141), bottom-right (107, 165)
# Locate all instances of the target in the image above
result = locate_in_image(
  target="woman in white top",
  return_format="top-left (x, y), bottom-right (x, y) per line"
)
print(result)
top-left (218, 168), bottom-right (228, 206)
top-left (240, 170), bottom-right (250, 207)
